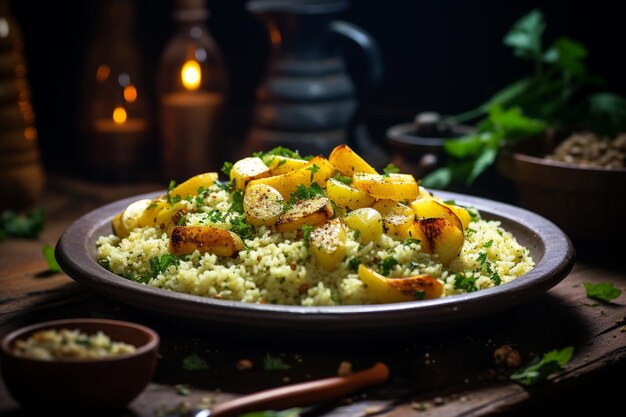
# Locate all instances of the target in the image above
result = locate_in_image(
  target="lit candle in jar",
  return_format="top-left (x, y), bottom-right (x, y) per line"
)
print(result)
top-left (160, 59), bottom-right (224, 181)
top-left (90, 105), bottom-right (149, 181)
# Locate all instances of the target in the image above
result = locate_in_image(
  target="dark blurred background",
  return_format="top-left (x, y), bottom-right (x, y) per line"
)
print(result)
top-left (10, 0), bottom-right (626, 177)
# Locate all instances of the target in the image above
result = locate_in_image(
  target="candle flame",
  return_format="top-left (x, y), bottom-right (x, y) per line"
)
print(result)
top-left (124, 85), bottom-right (138, 102)
top-left (113, 106), bottom-right (127, 124)
top-left (181, 60), bottom-right (201, 91)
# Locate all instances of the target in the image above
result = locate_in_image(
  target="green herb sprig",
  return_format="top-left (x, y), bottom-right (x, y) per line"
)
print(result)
top-left (510, 346), bottom-right (573, 386)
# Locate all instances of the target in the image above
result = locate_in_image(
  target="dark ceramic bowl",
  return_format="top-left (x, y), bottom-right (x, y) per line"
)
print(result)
top-left (0, 318), bottom-right (159, 411)
top-left (497, 134), bottom-right (626, 246)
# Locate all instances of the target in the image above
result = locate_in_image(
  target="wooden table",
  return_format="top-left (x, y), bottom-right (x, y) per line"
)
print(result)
top-left (1, 175), bottom-right (625, 416)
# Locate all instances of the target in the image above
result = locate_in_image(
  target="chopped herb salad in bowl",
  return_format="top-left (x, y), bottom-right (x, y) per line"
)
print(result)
top-left (94, 145), bottom-right (535, 306)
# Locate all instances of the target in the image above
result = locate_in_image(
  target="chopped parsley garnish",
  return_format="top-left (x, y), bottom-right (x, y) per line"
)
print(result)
top-left (468, 208), bottom-right (479, 222)
top-left (149, 254), bottom-right (180, 278)
top-left (583, 282), bottom-right (622, 303)
top-left (491, 272), bottom-right (501, 286)
top-left (229, 190), bottom-right (245, 214)
top-left (0, 207), bottom-right (45, 240)
top-left (484, 239), bottom-right (493, 248)
top-left (333, 174), bottom-right (353, 185)
top-left (301, 224), bottom-right (314, 247)
top-left (253, 146), bottom-right (308, 161)
top-left (379, 257), bottom-right (399, 276)
top-left (382, 163), bottom-right (400, 175)
top-left (98, 259), bottom-right (111, 270)
top-left (510, 346), bottom-right (574, 386)
top-left (230, 215), bottom-right (256, 240)
top-left (404, 238), bottom-right (422, 246)
top-left (454, 272), bottom-right (478, 292)
top-left (221, 161), bottom-right (233, 177)
top-left (476, 252), bottom-right (488, 264)
top-left (166, 180), bottom-right (182, 205)
top-left (306, 163), bottom-right (320, 181)
top-left (216, 180), bottom-right (235, 192)
top-left (353, 229), bottom-right (361, 240)
top-left (413, 290), bottom-right (425, 299)
top-left (209, 209), bottom-right (225, 223)
top-left (42, 244), bottom-right (61, 273)
top-left (123, 270), bottom-right (151, 284)
top-left (262, 354), bottom-right (291, 370)
top-left (443, 199), bottom-right (456, 205)
top-left (347, 257), bottom-right (360, 271)
top-left (181, 353), bottom-right (209, 371)
top-left (288, 182), bottom-right (325, 206)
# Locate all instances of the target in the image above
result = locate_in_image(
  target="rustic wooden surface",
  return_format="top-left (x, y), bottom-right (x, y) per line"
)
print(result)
top-left (1, 175), bottom-right (625, 416)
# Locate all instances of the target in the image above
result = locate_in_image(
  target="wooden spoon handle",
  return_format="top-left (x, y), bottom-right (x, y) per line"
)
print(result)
top-left (211, 362), bottom-right (390, 417)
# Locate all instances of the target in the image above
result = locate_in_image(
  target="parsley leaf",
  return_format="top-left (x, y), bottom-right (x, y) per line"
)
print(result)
top-left (229, 190), bottom-right (245, 214)
top-left (288, 182), bottom-right (325, 205)
top-left (583, 282), bottom-right (622, 303)
top-left (484, 239), bottom-right (493, 248)
top-left (332, 173), bottom-right (353, 185)
top-left (0, 208), bottom-right (45, 240)
top-left (301, 224), bottom-right (314, 247)
top-left (306, 163), bottom-right (320, 182)
top-left (42, 244), bottom-right (61, 273)
top-left (454, 272), bottom-right (478, 292)
top-left (413, 290), bottom-right (425, 299)
top-left (221, 161), bottom-right (234, 177)
top-left (230, 215), bottom-right (256, 240)
top-left (347, 257), bottom-right (360, 271)
top-left (149, 254), bottom-right (180, 278)
top-left (253, 146), bottom-right (308, 161)
top-left (404, 238), bottom-right (422, 246)
top-left (181, 353), bottom-right (209, 371)
top-left (262, 354), bottom-right (291, 370)
top-left (379, 257), bottom-right (399, 276)
top-left (510, 346), bottom-right (574, 386)
top-left (383, 163), bottom-right (401, 174)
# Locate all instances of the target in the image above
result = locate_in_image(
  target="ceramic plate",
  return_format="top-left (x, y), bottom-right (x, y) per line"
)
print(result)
top-left (56, 190), bottom-right (575, 340)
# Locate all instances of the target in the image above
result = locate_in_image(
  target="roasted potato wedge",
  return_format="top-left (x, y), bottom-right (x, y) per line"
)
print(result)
top-left (264, 155), bottom-right (309, 175)
top-left (416, 218), bottom-right (464, 264)
top-left (358, 265), bottom-right (443, 303)
top-left (112, 198), bottom-right (154, 238)
top-left (352, 173), bottom-right (419, 201)
top-left (342, 208), bottom-right (383, 244)
top-left (410, 198), bottom-right (463, 231)
top-left (440, 201), bottom-right (472, 230)
top-left (276, 197), bottom-right (334, 233)
top-left (371, 200), bottom-right (415, 237)
top-left (169, 172), bottom-right (219, 200)
top-left (170, 226), bottom-right (244, 256)
top-left (325, 177), bottom-right (375, 210)
top-left (248, 156), bottom-right (335, 199)
top-left (230, 157), bottom-right (271, 190)
top-left (243, 183), bottom-right (285, 227)
top-left (329, 144), bottom-right (377, 176)
top-left (310, 218), bottom-right (347, 271)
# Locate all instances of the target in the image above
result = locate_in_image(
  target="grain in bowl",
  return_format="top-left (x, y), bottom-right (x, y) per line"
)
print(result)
top-left (96, 144), bottom-right (534, 305)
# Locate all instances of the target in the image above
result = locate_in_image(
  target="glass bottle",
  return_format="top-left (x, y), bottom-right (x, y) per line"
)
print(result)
top-left (81, 0), bottom-right (151, 182)
top-left (157, 0), bottom-right (228, 182)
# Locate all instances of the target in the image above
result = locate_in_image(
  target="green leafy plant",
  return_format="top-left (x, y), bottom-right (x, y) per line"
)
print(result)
top-left (0, 208), bottom-right (45, 240)
top-left (584, 281), bottom-right (622, 303)
top-left (423, 9), bottom-right (626, 189)
top-left (510, 346), bottom-right (573, 386)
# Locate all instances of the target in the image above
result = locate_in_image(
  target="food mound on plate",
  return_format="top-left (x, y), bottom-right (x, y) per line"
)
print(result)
top-left (96, 145), bottom-right (534, 305)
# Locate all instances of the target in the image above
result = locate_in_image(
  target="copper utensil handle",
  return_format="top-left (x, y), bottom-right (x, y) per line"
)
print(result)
top-left (211, 362), bottom-right (390, 417)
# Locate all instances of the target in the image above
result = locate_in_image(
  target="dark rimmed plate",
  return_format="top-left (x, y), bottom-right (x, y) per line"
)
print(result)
top-left (56, 190), bottom-right (575, 340)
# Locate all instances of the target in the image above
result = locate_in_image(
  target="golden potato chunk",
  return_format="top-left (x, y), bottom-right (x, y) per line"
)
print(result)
top-left (276, 197), bottom-right (334, 233)
top-left (169, 172), bottom-right (218, 200)
top-left (440, 201), bottom-right (472, 230)
top-left (329, 144), bottom-right (378, 176)
top-left (325, 178), bottom-right (375, 210)
top-left (358, 265), bottom-right (443, 303)
top-left (112, 198), bottom-right (158, 237)
top-left (310, 219), bottom-right (347, 271)
top-left (352, 173), bottom-right (419, 201)
top-left (342, 208), bottom-right (383, 244)
top-left (170, 226), bottom-right (244, 256)
top-left (264, 155), bottom-right (308, 175)
top-left (410, 198), bottom-right (463, 231)
top-left (230, 157), bottom-right (271, 190)
top-left (243, 183), bottom-right (285, 227)
top-left (371, 200), bottom-right (415, 237)
top-left (248, 156), bottom-right (335, 199)
top-left (416, 218), bottom-right (464, 265)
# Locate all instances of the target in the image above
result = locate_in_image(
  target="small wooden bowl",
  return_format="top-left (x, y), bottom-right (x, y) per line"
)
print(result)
top-left (0, 318), bottom-right (159, 411)
top-left (498, 133), bottom-right (626, 246)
